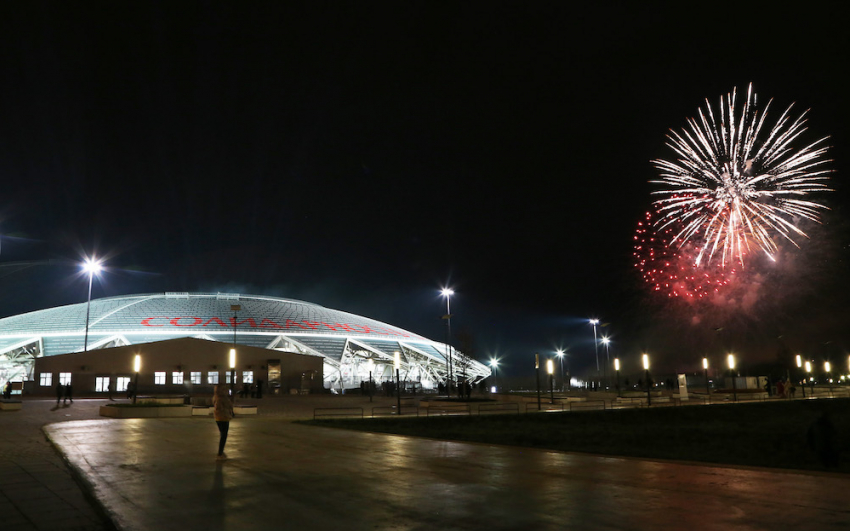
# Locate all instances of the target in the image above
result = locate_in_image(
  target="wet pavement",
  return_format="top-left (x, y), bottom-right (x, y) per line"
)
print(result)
top-left (4, 395), bottom-right (850, 530)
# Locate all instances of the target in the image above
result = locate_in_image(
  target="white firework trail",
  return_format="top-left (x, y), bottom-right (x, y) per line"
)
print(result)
top-left (651, 83), bottom-right (832, 267)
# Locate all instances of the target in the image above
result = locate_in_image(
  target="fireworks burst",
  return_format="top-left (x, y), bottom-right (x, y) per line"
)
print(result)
top-left (651, 83), bottom-right (832, 267)
top-left (634, 209), bottom-right (736, 299)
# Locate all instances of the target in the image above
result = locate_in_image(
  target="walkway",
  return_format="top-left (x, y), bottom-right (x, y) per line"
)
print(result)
top-left (48, 410), bottom-right (849, 531)
top-left (4, 396), bottom-right (849, 530)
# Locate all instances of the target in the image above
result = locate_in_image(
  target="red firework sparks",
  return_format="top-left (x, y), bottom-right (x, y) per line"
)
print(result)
top-left (634, 210), bottom-right (738, 299)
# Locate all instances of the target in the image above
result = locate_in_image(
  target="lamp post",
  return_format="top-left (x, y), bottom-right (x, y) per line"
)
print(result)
top-left (642, 353), bottom-right (651, 406)
top-left (489, 358), bottom-right (499, 393)
top-left (547, 358), bottom-right (554, 403)
top-left (703, 357), bottom-right (710, 397)
top-left (394, 351), bottom-right (401, 413)
top-left (132, 354), bottom-right (141, 404)
top-left (81, 257), bottom-right (103, 352)
top-left (441, 288), bottom-right (454, 394)
top-left (229, 348), bottom-right (236, 397)
top-left (805, 360), bottom-right (813, 396)
top-left (797, 355), bottom-right (805, 398)
top-left (367, 359), bottom-right (374, 402)
top-left (589, 319), bottom-right (600, 380)
top-left (535, 353), bottom-right (542, 411)
top-left (728, 354), bottom-right (737, 402)
top-left (556, 350), bottom-right (565, 391)
top-left (614, 358), bottom-right (621, 397)
top-left (825, 361), bottom-right (832, 386)
top-left (601, 337), bottom-right (611, 388)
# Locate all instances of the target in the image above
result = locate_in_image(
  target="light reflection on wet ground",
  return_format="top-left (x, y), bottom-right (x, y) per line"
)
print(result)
top-left (47, 418), bottom-right (850, 531)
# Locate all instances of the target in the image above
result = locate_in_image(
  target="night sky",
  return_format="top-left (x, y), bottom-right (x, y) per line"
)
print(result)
top-left (2, 2), bottom-right (849, 379)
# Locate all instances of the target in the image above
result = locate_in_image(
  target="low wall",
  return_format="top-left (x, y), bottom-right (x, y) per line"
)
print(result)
top-left (100, 405), bottom-right (193, 418)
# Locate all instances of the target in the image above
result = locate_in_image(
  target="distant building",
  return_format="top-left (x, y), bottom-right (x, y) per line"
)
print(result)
top-left (0, 292), bottom-right (489, 395)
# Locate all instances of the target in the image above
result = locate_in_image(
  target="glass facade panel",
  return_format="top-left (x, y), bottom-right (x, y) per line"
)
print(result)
top-left (59, 372), bottom-right (72, 385)
top-left (40, 373), bottom-right (53, 386)
top-left (155, 372), bottom-right (166, 385)
top-left (116, 376), bottom-right (131, 392)
top-left (208, 371), bottom-right (219, 384)
top-left (242, 371), bottom-right (253, 384)
top-left (172, 372), bottom-right (184, 384)
top-left (191, 372), bottom-right (202, 384)
top-left (95, 377), bottom-right (109, 392)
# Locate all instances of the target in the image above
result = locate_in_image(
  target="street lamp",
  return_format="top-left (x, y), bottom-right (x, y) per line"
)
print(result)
top-left (703, 357), bottom-right (710, 397)
top-left (81, 257), bottom-right (103, 353)
top-left (602, 336), bottom-right (611, 389)
top-left (394, 351), bottom-right (401, 412)
top-left (805, 360), bottom-right (813, 396)
top-left (441, 288), bottom-right (454, 394)
top-left (589, 319), bottom-right (600, 379)
top-left (797, 355), bottom-right (806, 398)
top-left (535, 353), bottom-right (542, 411)
top-left (556, 350), bottom-right (565, 391)
top-left (642, 353), bottom-right (651, 406)
top-left (614, 358), bottom-right (621, 397)
top-left (546, 358), bottom-right (554, 403)
top-left (229, 348), bottom-right (236, 396)
top-left (728, 354), bottom-right (737, 402)
top-left (489, 358), bottom-right (499, 392)
top-left (825, 361), bottom-right (832, 385)
top-left (132, 354), bottom-right (141, 404)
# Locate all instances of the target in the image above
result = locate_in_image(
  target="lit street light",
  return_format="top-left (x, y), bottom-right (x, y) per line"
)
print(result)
top-left (825, 361), bottom-right (832, 385)
top-left (547, 358), bottom-right (554, 403)
top-left (601, 336), bottom-right (611, 389)
top-left (81, 257), bottom-right (103, 353)
top-left (703, 357), bottom-right (710, 397)
top-left (614, 358), bottom-right (620, 397)
top-left (489, 358), bottom-right (499, 393)
top-left (728, 354), bottom-right (737, 402)
top-left (556, 349), bottom-right (567, 391)
top-left (805, 360), bottom-right (813, 396)
top-left (229, 348), bottom-right (236, 396)
top-left (642, 353), bottom-right (651, 406)
top-left (395, 351), bottom-right (401, 413)
top-left (589, 319), bottom-right (600, 380)
top-left (132, 354), bottom-right (141, 404)
top-left (797, 355), bottom-right (806, 398)
top-left (441, 288), bottom-right (454, 394)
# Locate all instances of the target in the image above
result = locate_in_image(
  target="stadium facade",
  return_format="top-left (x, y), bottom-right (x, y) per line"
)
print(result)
top-left (0, 292), bottom-right (489, 392)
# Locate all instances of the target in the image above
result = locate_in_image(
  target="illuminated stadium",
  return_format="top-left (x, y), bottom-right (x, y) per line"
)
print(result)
top-left (0, 292), bottom-right (489, 391)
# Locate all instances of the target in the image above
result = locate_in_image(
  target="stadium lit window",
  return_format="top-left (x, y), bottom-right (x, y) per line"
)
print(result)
top-left (116, 377), bottom-right (131, 392)
top-left (243, 371), bottom-right (254, 384)
top-left (40, 373), bottom-right (53, 386)
top-left (155, 372), bottom-right (166, 385)
top-left (172, 372), bottom-right (184, 384)
top-left (191, 372), bottom-right (202, 384)
top-left (95, 377), bottom-right (109, 392)
top-left (208, 372), bottom-right (219, 384)
top-left (59, 372), bottom-right (72, 385)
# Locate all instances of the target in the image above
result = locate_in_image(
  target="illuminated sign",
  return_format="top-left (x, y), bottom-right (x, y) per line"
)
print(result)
top-left (140, 316), bottom-right (419, 338)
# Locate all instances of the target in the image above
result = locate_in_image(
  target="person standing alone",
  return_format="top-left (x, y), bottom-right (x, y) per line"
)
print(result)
top-left (212, 385), bottom-right (233, 460)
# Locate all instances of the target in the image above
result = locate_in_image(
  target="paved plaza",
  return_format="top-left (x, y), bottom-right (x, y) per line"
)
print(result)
top-left (2, 396), bottom-right (849, 530)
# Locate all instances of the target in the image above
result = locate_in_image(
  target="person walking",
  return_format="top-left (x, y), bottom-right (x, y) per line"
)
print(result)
top-left (56, 382), bottom-right (64, 406)
top-left (213, 384), bottom-right (234, 460)
top-left (64, 383), bottom-right (73, 404)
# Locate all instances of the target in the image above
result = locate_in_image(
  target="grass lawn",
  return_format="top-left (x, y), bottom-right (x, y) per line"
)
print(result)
top-left (300, 398), bottom-right (850, 473)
